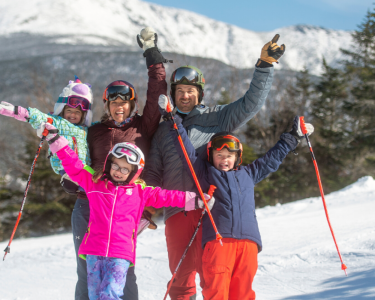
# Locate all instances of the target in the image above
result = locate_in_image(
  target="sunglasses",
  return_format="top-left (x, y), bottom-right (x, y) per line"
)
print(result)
top-left (111, 163), bottom-right (131, 175)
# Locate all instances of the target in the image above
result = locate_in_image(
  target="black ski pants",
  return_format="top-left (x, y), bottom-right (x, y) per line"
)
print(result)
top-left (71, 198), bottom-right (139, 300)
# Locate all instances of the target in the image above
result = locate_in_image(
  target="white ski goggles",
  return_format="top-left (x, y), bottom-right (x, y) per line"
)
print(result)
top-left (112, 144), bottom-right (144, 167)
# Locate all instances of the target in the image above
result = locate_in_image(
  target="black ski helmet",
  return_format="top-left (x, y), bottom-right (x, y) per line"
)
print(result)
top-left (207, 132), bottom-right (243, 169)
top-left (170, 65), bottom-right (205, 103)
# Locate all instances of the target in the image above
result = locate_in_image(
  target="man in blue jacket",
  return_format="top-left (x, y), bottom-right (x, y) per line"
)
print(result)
top-left (143, 35), bottom-right (285, 300)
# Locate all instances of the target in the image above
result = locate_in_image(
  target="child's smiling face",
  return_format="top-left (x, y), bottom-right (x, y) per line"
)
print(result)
top-left (110, 157), bottom-right (134, 182)
top-left (212, 148), bottom-right (237, 172)
top-left (63, 106), bottom-right (83, 124)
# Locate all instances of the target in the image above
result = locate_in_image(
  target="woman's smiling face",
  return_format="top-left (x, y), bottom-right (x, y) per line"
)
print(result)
top-left (109, 97), bottom-right (131, 123)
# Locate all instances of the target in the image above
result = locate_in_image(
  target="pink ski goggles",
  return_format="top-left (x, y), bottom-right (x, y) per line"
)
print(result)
top-left (57, 96), bottom-right (91, 111)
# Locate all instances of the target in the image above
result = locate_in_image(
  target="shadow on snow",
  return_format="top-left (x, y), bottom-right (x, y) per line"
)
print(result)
top-left (280, 269), bottom-right (375, 300)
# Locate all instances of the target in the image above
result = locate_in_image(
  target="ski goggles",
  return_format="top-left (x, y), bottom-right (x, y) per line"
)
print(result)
top-left (171, 67), bottom-right (203, 86)
top-left (208, 135), bottom-right (242, 152)
top-left (112, 144), bottom-right (144, 167)
top-left (57, 96), bottom-right (91, 111)
top-left (104, 85), bottom-right (135, 102)
top-left (111, 163), bottom-right (131, 175)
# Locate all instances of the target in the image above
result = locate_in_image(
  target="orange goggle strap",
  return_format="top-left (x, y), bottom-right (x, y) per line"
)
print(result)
top-left (102, 86), bottom-right (135, 102)
top-left (208, 135), bottom-right (242, 151)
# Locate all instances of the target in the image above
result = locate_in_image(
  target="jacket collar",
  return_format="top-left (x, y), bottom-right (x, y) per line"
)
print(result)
top-left (181, 105), bottom-right (206, 126)
top-left (102, 114), bottom-right (139, 128)
top-left (107, 179), bottom-right (134, 188)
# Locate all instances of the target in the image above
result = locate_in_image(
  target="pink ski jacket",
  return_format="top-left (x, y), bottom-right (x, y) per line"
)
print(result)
top-left (56, 145), bottom-right (186, 264)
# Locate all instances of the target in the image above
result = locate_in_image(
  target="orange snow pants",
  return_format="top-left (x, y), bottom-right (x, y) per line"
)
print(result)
top-left (202, 238), bottom-right (258, 300)
top-left (165, 210), bottom-right (205, 300)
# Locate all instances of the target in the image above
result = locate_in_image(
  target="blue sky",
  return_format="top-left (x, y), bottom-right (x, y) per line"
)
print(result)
top-left (146, 0), bottom-right (373, 31)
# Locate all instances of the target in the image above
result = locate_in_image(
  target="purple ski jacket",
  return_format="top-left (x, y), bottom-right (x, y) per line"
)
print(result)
top-left (56, 145), bottom-right (186, 264)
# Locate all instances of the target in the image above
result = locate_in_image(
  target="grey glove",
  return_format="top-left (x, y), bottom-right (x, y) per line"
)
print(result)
top-left (158, 94), bottom-right (173, 116)
top-left (185, 192), bottom-right (215, 211)
top-left (137, 26), bottom-right (172, 68)
top-left (137, 27), bottom-right (157, 51)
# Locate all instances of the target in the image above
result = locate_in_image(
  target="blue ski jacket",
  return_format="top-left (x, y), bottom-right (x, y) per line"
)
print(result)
top-left (169, 121), bottom-right (298, 252)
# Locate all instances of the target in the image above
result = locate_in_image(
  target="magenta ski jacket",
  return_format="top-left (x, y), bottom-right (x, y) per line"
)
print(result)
top-left (56, 145), bottom-right (186, 264)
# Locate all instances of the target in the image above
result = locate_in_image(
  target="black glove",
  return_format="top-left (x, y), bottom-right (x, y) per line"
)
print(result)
top-left (137, 27), bottom-right (172, 68)
top-left (289, 116), bottom-right (314, 142)
top-left (280, 116), bottom-right (314, 152)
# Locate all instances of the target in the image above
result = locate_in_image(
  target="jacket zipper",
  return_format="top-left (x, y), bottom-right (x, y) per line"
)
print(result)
top-left (106, 186), bottom-right (118, 257)
top-left (72, 137), bottom-right (78, 154)
top-left (131, 229), bottom-right (135, 252)
top-left (111, 128), bottom-right (115, 149)
top-left (235, 175), bottom-right (242, 238)
top-left (235, 176), bottom-right (242, 195)
top-left (85, 222), bottom-right (92, 244)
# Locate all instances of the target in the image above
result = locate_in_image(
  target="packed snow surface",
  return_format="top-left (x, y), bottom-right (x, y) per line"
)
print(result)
top-left (1, 176), bottom-right (374, 299)
top-left (0, 0), bottom-right (353, 75)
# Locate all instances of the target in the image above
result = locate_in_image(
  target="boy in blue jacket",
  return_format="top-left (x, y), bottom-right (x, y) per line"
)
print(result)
top-left (158, 95), bottom-right (314, 300)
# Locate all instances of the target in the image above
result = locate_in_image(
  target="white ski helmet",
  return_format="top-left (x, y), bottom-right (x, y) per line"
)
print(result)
top-left (103, 142), bottom-right (145, 184)
top-left (53, 76), bottom-right (93, 126)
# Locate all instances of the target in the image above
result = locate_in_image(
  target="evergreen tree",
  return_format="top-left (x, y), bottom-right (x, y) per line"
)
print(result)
top-left (217, 89), bottom-right (232, 105)
top-left (0, 134), bottom-right (75, 241)
top-left (245, 70), bottom-right (318, 206)
top-left (286, 66), bottom-right (314, 114)
top-left (341, 8), bottom-right (375, 177)
top-left (311, 58), bottom-right (352, 191)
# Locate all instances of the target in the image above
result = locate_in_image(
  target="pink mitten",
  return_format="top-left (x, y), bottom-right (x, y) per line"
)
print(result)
top-left (0, 101), bottom-right (29, 122)
top-left (185, 192), bottom-right (215, 211)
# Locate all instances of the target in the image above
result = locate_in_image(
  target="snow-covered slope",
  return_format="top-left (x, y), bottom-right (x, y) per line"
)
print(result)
top-left (1, 176), bottom-right (374, 299)
top-left (0, 0), bottom-right (353, 75)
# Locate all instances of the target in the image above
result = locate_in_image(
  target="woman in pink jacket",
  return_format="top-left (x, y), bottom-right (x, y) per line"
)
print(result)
top-left (41, 122), bottom-right (214, 300)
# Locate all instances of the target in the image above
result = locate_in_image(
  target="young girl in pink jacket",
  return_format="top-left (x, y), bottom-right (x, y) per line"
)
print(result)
top-left (40, 122), bottom-right (214, 300)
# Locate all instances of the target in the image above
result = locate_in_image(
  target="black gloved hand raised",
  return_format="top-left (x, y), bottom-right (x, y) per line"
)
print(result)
top-left (137, 27), bottom-right (172, 68)
top-left (289, 116), bottom-right (314, 142)
top-left (280, 116), bottom-right (314, 152)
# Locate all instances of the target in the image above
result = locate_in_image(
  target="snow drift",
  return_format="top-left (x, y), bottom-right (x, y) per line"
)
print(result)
top-left (0, 176), bottom-right (374, 299)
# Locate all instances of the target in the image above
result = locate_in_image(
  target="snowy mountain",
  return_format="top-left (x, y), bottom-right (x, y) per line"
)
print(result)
top-left (0, 0), bottom-right (353, 75)
top-left (1, 176), bottom-right (374, 299)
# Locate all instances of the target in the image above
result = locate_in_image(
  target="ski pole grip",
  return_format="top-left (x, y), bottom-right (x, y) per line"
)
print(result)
top-left (42, 118), bottom-right (53, 137)
top-left (166, 100), bottom-right (172, 113)
top-left (207, 185), bottom-right (217, 198)
top-left (299, 116), bottom-right (308, 135)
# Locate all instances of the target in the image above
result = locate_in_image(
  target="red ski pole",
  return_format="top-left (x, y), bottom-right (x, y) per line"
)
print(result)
top-left (3, 118), bottom-right (53, 261)
top-left (165, 101), bottom-right (223, 245)
top-left (163, 185), bottom-right (216, 300)
top-left (300, 116), bottom-right (347, 276)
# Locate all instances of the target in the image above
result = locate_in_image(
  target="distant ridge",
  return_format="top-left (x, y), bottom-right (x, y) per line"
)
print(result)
top-left (0, 0), bottom-right (353, 74)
